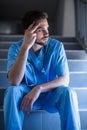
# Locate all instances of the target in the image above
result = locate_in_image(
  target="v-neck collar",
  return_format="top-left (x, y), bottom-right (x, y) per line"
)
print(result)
top-left (28, 47), bottom-right (45, 71)
top-left (27, 39), bottom-right (49, 71)
top-left (31, 46), bottom-right (44, 59)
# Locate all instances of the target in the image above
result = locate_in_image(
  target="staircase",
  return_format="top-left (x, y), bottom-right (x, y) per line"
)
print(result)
top-left (0, 35), bottom-right (87, 130)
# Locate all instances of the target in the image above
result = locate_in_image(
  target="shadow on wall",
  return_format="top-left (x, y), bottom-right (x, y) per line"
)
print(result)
top-left (0, 21), bottom-right (55, 35)
top-left (0, 21), bottom-right (24, 35)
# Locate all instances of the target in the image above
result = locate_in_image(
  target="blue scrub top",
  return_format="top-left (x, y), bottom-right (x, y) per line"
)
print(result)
top-left (7, 37), bottom-right (69, 88)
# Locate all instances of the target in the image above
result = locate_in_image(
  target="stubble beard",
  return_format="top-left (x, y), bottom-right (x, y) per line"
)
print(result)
top-left (35, 37), bottom-right (48, 46)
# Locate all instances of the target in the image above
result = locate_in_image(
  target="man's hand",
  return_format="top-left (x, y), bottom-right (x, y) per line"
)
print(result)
top-left (22, 22), bottom-right (40, 50)
top-left (20, 86), bottom-right (41, 114)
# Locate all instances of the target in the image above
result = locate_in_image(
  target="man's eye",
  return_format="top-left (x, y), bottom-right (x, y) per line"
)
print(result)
top-left (37, 29), bottom-right (43, 32)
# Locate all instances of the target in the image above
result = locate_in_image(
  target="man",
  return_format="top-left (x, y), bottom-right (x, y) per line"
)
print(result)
top-left (4, 10), bottom-right (81, 130)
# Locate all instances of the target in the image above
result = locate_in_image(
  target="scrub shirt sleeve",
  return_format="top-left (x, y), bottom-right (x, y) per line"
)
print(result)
top-left (7, 44), bottom-right (37, 86)
top-left (55, 42), bottom-right (69, 77)
top-left (7, 44), bottom-right (19, 73)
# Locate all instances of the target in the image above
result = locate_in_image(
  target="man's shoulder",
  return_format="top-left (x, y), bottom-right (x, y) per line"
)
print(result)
top-left (9, 39), bottom-right (23, 50)
top-left (48, 37), bottom-right (63, 49)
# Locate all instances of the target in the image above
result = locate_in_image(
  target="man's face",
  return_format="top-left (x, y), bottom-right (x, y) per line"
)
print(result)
top-left (35, 19), bottom-right (49, 46)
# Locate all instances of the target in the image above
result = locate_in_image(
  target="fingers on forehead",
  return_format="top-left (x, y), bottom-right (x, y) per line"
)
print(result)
top-left (28, 22), bottom-right (35, 29)
top-left (27, 22), bottom-right (40, 33)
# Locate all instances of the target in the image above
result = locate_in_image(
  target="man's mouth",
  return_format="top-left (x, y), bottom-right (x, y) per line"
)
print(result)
top-left (42, 36), bottom-right (49, 40)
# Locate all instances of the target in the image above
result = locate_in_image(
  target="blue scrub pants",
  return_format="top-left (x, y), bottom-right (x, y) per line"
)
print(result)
top-left (4, 84), bottom-right (81, 130)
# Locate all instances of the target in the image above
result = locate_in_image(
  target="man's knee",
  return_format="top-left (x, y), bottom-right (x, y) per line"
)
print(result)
top-left (55, 86), bottom-right (77, 101)
top-left (5, 86), bottom-right (20, 97)
top-left (61, 86), bottom-right (77, 98)
top-left (61, 86), bottom-right (78, 106)
top-left (4, 85), bottom-right (25, 103)
top-left (57, 86), bottom-right (75, 95)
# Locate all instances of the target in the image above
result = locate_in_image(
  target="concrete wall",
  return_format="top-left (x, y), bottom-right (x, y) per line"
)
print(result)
top-left (51, 0), bottom-right (76, 36)
top-left (62, 0), bottom-right (75, 36)
top-left (0, 0), bottom-right (76, 36)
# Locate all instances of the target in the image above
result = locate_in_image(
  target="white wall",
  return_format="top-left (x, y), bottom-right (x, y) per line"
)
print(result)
top-left (62, 0), bottom-right (75, 36)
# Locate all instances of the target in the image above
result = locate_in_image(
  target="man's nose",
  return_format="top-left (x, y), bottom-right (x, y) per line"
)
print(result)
top-left (44, 30), bottom-right (49, 35)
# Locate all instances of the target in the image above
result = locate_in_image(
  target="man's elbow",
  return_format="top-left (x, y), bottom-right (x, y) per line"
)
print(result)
top-left (10, 80), bottom-right (20, 86)
top-left (8, 73), bottom-right (20, 86)
top-left (9, 77), bottom-right (20, 86)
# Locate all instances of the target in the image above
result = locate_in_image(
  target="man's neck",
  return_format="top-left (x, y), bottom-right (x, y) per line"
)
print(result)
top-left (32, 43), bottom-right (43, 56)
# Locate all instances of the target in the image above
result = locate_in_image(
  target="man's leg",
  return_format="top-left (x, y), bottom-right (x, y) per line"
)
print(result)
top-left (56, 86), bottom-right (81, 130)
top-left (39, 86), bottom-right (81, 130)
top-left (4, 84), bottom-right (30, 130)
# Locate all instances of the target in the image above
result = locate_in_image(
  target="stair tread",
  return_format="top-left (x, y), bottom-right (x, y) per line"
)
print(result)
top-left (0, 35), bottom-right (87, 130)
top-left (0, 49), bottom-right (87, 59)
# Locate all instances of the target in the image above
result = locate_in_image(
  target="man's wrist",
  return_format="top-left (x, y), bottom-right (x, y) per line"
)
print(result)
top-left (37, 85), bottom-right (43, 93)
top-left (21, 43), bottom-right (29, 52)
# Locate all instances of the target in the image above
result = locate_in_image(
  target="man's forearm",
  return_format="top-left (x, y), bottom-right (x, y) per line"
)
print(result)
top-left (39, 75), bottom-right (69, 93)
top-left (8, 44), bottom-right (29, 86)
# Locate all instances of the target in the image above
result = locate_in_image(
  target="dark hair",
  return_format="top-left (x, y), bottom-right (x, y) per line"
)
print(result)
top-left (22, 10), bottom-right (48, 30)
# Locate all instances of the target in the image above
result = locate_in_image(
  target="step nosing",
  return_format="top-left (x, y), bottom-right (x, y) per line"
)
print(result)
top-left (70, 72), bottom-right (87, 74)
top-left (73, 87), bottom-right (87, 90)
top-left (0, 108), bottom-right (86, 112)
top-left (79, 109), bottom-right (87, 111)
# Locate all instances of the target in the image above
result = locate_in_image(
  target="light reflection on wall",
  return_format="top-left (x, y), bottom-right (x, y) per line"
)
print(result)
top-left (0, 21), bottom-right (23, 34)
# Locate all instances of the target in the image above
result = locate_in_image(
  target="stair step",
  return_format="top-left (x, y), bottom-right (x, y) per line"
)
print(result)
top-left (0, 72), bottom-right (87, 88)
top-left (64, 42), bottom-right (83, 50)
top-left (0, 41), bottom-right (83, 50)
top-left (0, 87), bottom-right (87, 110)
top-left (0, 72), bottom-right (10, 88)
top-left (66, 50), bottom-right (87, 59)
top-left (0, 35), bottom-right (23, 41)
top-left (0, 41), bottom-right (14, 49)
top-left (0, 85), bottom-right (87, 118)
top-left (0, 35), bottom-right (77, 42)
top-left (0, 49), bottom-right (8, 59)
top-left (0, 109), bottom-right (87, 130)
top-left (0, 41), bottom-right (13, 44)
top-left (0, 59), bottom-right (7, 71)
top-left (0, 35), bottom-right (87, 130)
top-left (69, 72), bottom-right (87, 87)
top-left (23, 111), bottom-right (61, 130)
top-left (0, 49), bottom-right (87, 59)
top-left (74, 88), bottom-right (87, 109)
top-left (0, 35), bottom-right (83, 51)
top-left (80, 110), bottom-right (87, 129)
top-left (68, 60), bottom-right (87, 72)
top-left (0, 59), bottom-right (87, 72)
